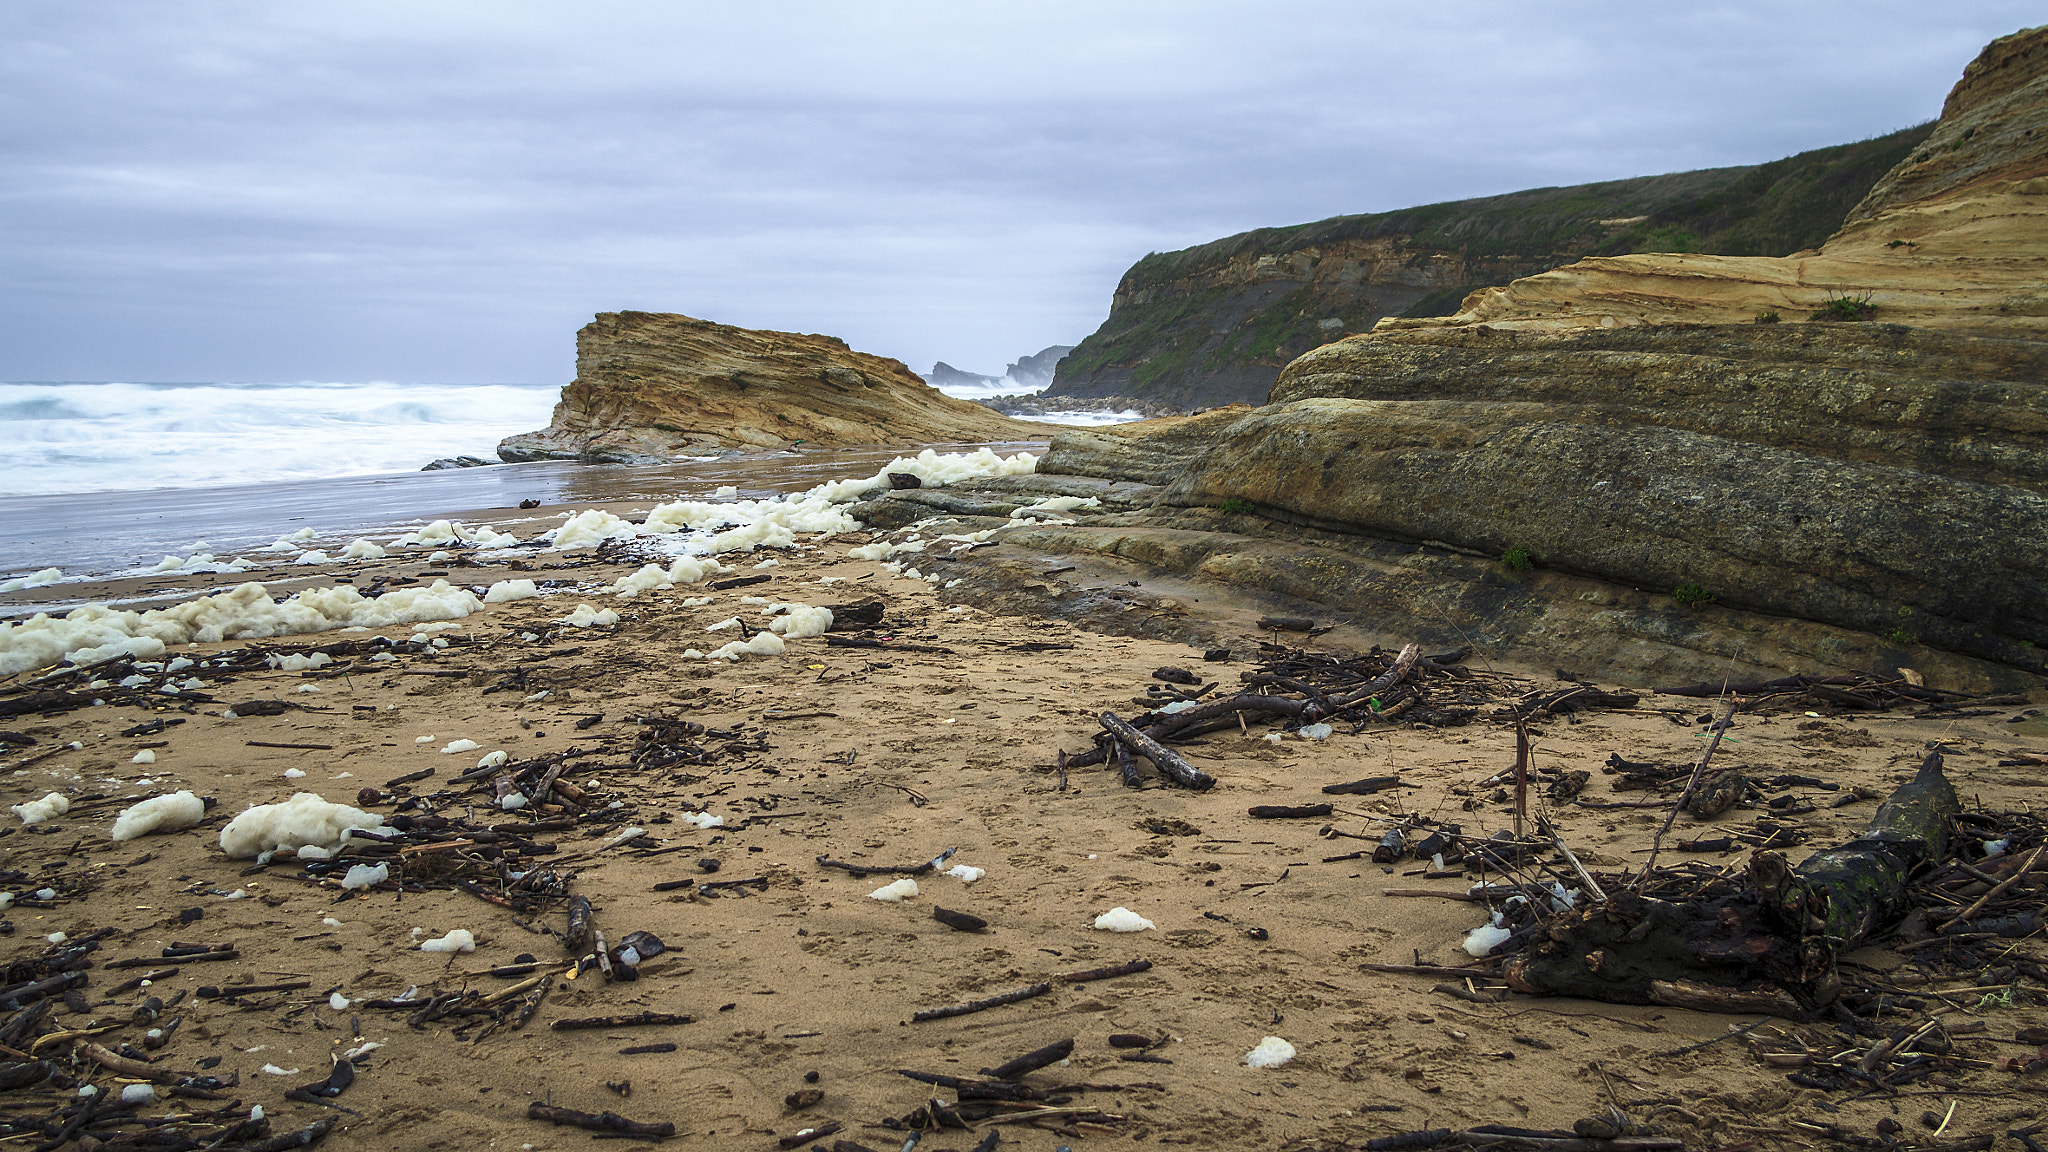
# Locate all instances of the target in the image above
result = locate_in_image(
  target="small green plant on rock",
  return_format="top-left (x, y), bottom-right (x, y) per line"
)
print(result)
top-left (1501, 545), bottom-right (1535, 572)
top-left (1883, 626), bottom-right (1920, 647)
top-left (1810, 293), bottom-right (1877, 322)
top-left (1673, 583), bottom-right (1715, 607)
top-left (1218, 497), bottom-right (1255, 515)
top-left (1753, 310), bottom-right (1780, 324)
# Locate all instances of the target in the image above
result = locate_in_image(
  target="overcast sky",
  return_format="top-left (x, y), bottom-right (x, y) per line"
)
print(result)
top-left (1, 2), bottom-right (2035, 384)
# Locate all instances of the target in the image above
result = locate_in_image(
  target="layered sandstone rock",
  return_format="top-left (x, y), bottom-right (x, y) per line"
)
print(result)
top-left (500, 311), bottom-right (1043, 464)
top-left (927, 27), bottom-right (2048, 689)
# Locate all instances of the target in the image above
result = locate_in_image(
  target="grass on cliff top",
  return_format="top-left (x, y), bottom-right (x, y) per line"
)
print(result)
top-left (1118, 122), bottom-right (1937, 293)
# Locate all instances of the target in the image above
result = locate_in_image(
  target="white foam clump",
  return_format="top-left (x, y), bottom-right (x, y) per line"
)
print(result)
top-left (260, 1064), bottom-right (301, 1076)
top-left (388, 520), bottom-right (518, 549)
top-left (558, 604), bottom-right (620, 628)
top-left (1011, 495), bottom-right (1101, 521)
top-left (688, 632), bottom-right (786, 662)
top-left (339, 862), bottom-right (388, 890)
top-left (131, 749), bottom-right (156, 765)
top-left (269, 652), bottom-right (332, 672)
top-left (848, 539), bottom-right (925, 562)
top-left (680, 596), bottom-right (712, 607)
top-left (1245, 1036), bottom-right (1296, 1069)
top-left (1299, 722), bottom-right (1334, 740)
top-left (868, 878), bottom-right (919, 902)
top-left (118, 1083), bottom-right (156, 1105)
top-left (547, 510), bottom-right (640, 551)
top-left (218, 792), bottom-right (384, 858)
top-left (1463, 922), bottom-right (1513, 957)
top-left (0, 580), bottom-right (483, 676)
top-left (475, 750), bottom-right (509, 770)
top-left (636, 447), bottom-right (1039, 555)
top-left (329, 992), bottom-right (351, 1010)
top-left (440, 739), bottom-right (479, 755)
top-left (420, 928), bottom-right (475, 953)
top-left (945, 864), bottom-right (985, 883)
top-left (294, 551), bottom-right (331, 565)
top-left (498, 793), bottom-right (527, 810)
top-left (342, 538), bottom-right (386, 560)
top-left (768, 605), bottom-right (833, 639)
top-left (705, 617), bottom-right (741, 632)
top-left (12, 793), bottom-right (69, 825)
top-left (604, 555), bottom-right (728, 600)
top-left (714, 485), bottom-right (739, 497)
top-left (110, 791), bottom-right (205, 840)
top-left (1, 567), bottom-right (64, 591)
top-left (483, 580), bottom-right (538, 603)
top-left (1093, 907), bottom-right (1156, 932)
top-left (680, 811), bottom-right (724, 829)
top-left (1160, 699), bottom-right (1199, 714)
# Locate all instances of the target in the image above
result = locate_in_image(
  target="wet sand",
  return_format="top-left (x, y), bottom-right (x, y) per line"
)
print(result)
top-left (1, 526), bottom-right (2043, 1152)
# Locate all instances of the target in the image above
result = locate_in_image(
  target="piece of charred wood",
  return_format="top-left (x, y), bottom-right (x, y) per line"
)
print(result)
top-left (823, 601), bottom-right (886, 630)
top-left (550, 1011), bottom-right (695, 1030)
top-left (1257, 616), bottom-right (1317, 632)
top-left (814, 849), bottom-right (953, 878)
top-left (911, 982), bottom-right (1052, 1023)
top-left (1323, 776), bottom-right (1403, 795)
top-left (525, 1102), bottom-right (675, 1138)
top-left (1248, 804), bottom-right (1332, 820)
top-left (932, 907), bottom-right (987, 933)
top-left (1100, 713), bottom-right (1213, 790)
top-left (1059, 959), bottom-right (1151, 983)
top-left (981, 1038), bottom-right (1074, 1080)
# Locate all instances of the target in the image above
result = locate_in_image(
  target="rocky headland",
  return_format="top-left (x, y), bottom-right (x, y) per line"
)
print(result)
top-left (865, 26), bottom-right (2048, 692)
top-left (499, 311), bottom-right (1045, 464)
top-left (1046, 127), bottom-right (1932, 409)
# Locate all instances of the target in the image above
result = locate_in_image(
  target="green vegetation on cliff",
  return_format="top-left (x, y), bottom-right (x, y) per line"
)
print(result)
top-left (1049, 123), bottom-right (1936, 409)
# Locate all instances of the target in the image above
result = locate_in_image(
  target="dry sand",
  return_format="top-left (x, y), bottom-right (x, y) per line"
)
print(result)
top-left (2, 532), bottom-right (2045, 1152)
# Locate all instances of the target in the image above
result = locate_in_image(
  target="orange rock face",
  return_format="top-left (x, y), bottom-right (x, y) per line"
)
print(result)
top-left (500, 311), bottom-right (1043, 463)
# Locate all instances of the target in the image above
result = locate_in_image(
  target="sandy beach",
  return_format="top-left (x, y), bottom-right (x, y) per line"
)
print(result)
top-left (1, 500), bottom-right (2043, 1152)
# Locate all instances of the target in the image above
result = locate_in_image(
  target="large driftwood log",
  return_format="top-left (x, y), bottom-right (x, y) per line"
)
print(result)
top-left (1502, 752), bottom-right (1958, 1016)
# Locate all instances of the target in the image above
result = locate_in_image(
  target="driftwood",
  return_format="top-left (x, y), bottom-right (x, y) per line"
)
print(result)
top-left (526, 1102), bottom-right (676, 1138)
top-left (911, 982), bottom-right (1052, 1022)
top-left (1503, 752), bottom-right (1960, 1015)
top-left (1099, 712), bottom-right (1214, 790)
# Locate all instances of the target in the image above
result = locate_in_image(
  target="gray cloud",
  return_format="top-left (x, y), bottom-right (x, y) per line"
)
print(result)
top-left (0, 1), bottom-right (2035, 381)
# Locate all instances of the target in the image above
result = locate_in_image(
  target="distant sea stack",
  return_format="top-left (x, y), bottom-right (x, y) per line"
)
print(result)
top-left (499, 312), bottom-right (1045, 464)
top-left (1047, 127), bottom-right (1934, 408)
top-left (919, 344), bottom-right (1076, 392)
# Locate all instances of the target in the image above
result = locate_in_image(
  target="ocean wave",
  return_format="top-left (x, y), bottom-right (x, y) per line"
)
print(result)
top-left (0, 380), bottom-right (560, 496)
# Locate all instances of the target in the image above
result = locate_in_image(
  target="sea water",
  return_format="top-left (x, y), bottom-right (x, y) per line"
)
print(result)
top-left (0, 380), bottom-right (562, 497)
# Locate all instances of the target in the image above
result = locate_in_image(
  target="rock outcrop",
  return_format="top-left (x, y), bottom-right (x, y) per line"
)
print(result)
top-left (1046, 126), bottom-right (1932, 409)
top-left (911, 27), bottom-right (2048, 691)
top-left (500, 312), bottom-right (1044, 464)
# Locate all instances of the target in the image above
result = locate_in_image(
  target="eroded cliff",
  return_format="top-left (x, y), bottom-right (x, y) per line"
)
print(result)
top-left (500, 311), bottom-right (1044, 464)
top-left (1046, 125), bottom-right (1932, 409)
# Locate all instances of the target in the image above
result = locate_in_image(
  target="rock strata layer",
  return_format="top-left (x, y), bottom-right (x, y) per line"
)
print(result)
top-left (500, 311), bottom-right (1044, 464)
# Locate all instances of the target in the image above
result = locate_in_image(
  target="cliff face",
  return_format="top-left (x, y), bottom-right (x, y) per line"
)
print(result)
top-left (499, 311), bottom-right (1043, 464)
top-left (1047, 127), bottom-right (1932, 409)
top-left (966, 27), bottom-right (2048, 689)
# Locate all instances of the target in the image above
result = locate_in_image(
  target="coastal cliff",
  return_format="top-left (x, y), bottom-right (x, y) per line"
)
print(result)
top-left (897, 26), bottom-right (2048, 690)
top-left (1046, 126), bottom-right (1931, 409)
top-left (499, 311), bottom-right (1043, 464)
